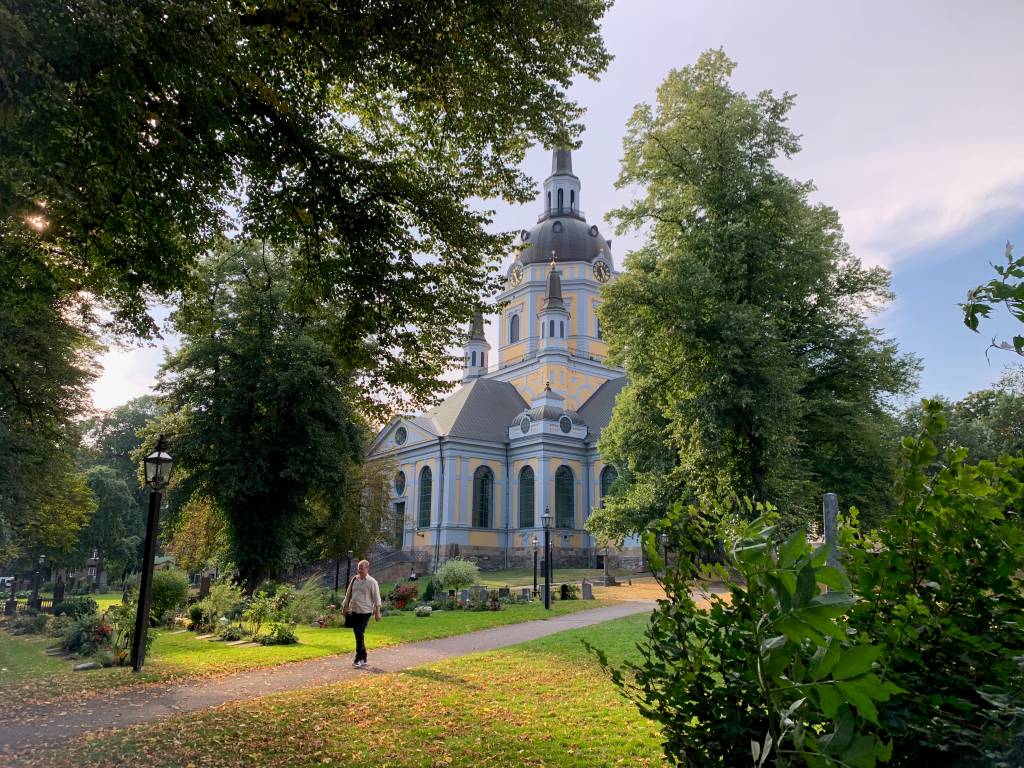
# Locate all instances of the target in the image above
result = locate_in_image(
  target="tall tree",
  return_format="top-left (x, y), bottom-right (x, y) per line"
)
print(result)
top-left (157, 242), bottom-right (366, 590)
top-left (591, 51), bottom-right (918, 537)
top-left (2, 0), bottom-right (611, 412)
top-left (0, 238), bottom-right (96, 564)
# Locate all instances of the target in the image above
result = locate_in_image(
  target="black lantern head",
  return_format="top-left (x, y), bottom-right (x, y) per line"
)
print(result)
top-left (144, 435), bottom-right (174, 489)
top-left (541, 507), bottom-right (553, 530)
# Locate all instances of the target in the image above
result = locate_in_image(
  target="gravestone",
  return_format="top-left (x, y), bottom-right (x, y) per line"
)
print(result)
top-left (581, 579), bottom-right (593, 600)
top-left (520, 587), bottom-right (531, 601)
top-left (52, 580), bottom-right (65, 603)
top-left (459, 589), bottom-right (470, 607)
top-left (470, 586), bottom-right (489, 604)
top-left (198, 574), bottom-right (211, 599)
top-left (560, 583), bottom-right (571, 601)
top-left (497, 587), bottom-right (510, 599)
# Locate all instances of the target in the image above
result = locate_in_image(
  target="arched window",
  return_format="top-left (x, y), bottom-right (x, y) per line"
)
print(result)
top-left (519, 466), bottom-right (535, 528)
top-left (549, 319), bottom-right (555, 338)
top-left (570, 190), bottom-right (575, 211)
top-left (596, 316), bottom-right (601, 340)
top-left (547, 191), bottom-right (551, 211)
top-left (481, 352), bottom-right (486, 368)
top-left (418, 467), bottom-right (432, 527)
top-left (559, 321), bottom-right (564, 338)
top-left (471, 350), bottom-right (476, 366)
top-left (600, 465), bottom-right (618, 504)
top-left (509, 314), bottom-right (520, 343)
top-left (472, 466), bottom-right (494, 528)
top-left (555, 465), bottom-right (574, 528)
top-left (557, 188), bottom-right (564, 210)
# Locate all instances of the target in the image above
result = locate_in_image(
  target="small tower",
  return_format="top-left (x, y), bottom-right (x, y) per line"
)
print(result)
top-left (462, 312), bottom-right (491, 382)
top-left (543, 148), bottom-right (582, 219)
top-left (538, 261), bottom-right (570, 353)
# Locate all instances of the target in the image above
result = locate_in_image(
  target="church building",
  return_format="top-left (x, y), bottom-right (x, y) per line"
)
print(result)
top-left (368, 149), bottom-right (631, 571)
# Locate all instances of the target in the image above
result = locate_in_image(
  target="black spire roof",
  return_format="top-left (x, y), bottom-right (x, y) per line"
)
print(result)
top-left (467, 311), bottom-right (486, 342)
top-left (542, 265), bottom-right (564, 310)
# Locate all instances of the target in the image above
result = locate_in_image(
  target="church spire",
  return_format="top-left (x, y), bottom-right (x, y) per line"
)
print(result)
top-left (542, 259), bottom-right (565, 310)
top-left (462, 311), bottom-right (491, 383)
top-left (542, 147), bottom-right (581, 219)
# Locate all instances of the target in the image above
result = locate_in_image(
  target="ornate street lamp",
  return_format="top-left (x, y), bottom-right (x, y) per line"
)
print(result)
top-left (541, 508), bottom-right (553, 610)
top-left (132, 435), bottom-right (173, 672)
top-left (531, 534), bottom-right (539, 599)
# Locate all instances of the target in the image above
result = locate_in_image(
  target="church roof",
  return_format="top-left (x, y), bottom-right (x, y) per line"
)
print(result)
top-left (516, 216), bottom-right (612, 267)
top-left (542, 266), bottom-right (565, 310)
top-left (577, 377), bottom-right (627, 443)
top-left (466, 311), bottom-right (487, 342)
top-left (423, 378), bottom-right (528, 442)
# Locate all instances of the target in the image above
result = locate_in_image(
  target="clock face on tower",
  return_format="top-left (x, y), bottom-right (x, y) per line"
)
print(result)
top-left (593, 261), bottom-right (611, 283)
top-left (508, 262), bottom-right (524, 287)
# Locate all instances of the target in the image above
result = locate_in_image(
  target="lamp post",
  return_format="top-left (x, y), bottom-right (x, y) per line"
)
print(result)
top-left (541, 508), bottom-right (553, 610)
top-left (131, 435), bottom-right (173, 673)
top-left (531, 534), bottom-right (539, 598)
top-left (31, 554), bottom-right (45, 610)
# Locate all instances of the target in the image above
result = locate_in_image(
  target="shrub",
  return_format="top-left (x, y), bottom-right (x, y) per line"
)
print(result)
top-left (258, 623), bottom-right (298, 645)
top-left (194, 579), bottom-right (244, 626)
top-left (415, 605), bottom-right (432, 617)
top-left (105, 593), bottom-right (152, 663)
top-left (218, 624), bottom-right (245, 641)
top-left (8, 613), bottom-right (49, 635)
top-left (846, 401), bottom-right (1024, 766)
top-left (52, 596), bottom-right (98, 619)
top-left (286, 577), bottom-right (329, 625)
top-left (62, 613), bottom-right (112, 656)
top-left (149, 569), bottom-right (190, 624)
top-left (243, 592), bottom-right (274, 636)
top-left (434, 558), bottom-right (479, 592)
top-left (592, 502), bottom-right (895, 768)
top-left (47, 614), bottom-right (71, 638)
top-left (187, 603), bottom-right (206, 631)
top-left (388, 584), bottom-right (418, 610)
top-left (422, 579), bottom-right (435, 603)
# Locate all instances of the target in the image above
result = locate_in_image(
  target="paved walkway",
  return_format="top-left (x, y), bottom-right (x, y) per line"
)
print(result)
top-left (0, 601), bottom-right (653, 756)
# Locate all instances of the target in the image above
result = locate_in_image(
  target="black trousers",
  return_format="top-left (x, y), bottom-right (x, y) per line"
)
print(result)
top-left (350, 612), bottom-right (371, 661)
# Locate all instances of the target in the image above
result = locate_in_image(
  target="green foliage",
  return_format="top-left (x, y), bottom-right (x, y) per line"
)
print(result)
top-left (593, 502), bottom-right (895, 768)
top-left (52, 596), bottom-right (98, 619)
top-left (218, 624), bottom-right (245, 642)
top-left (149, 569), bottom-right (190, 624)
top-left (434, 558), bottom-right (480, 592)
top-left (155, 244), bottom-right (368, 589)
top-left (105, 592), bottom-right (152, 664)
top-left (3, 0), bottom-right (610, 407)
top-left (388, 584), bottom-right (419, 609)
top-left (898, 365), bottom-right (1024, 462)
top-left (258, 623), bottom-right (298, 646)
top-left (194, 579), bottom-right (244, 627)
top-left (592, 50), bottom-right (917, 538)
top-left (7, 613), bottom-right (49, 635)
top-left (61, 613), bottom-right (111, 656)
top-left (243, 592), bottom-right (274, 637)
top-left (286, 577), bottom-right (331, 625)
top-left (846, 400), bottom-right (1024, 766)
top-left (422, 579), bottom-right (436, 603)
top-left (962, 241), bottom-right (1024, 355)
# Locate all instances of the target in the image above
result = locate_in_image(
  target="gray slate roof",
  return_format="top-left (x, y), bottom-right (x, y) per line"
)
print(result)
top-left (517, 215), bottom-right (613, 267)
top-left (423, 378), bottom-right (528, 442)
top-left (577, 377), bottom-right (627, 443)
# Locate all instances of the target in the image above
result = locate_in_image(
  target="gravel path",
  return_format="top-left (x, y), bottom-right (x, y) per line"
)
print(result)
top-left (0, 601), bottom-right (653, 756)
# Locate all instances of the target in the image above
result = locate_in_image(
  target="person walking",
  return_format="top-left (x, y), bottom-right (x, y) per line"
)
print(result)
top-left (342, 559), bottom-right (382, 668)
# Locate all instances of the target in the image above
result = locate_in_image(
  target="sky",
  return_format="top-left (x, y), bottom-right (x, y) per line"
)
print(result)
top-left (91, 0), bottom-right (1024, 410)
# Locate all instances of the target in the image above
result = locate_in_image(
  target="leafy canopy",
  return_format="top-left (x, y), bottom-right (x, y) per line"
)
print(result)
top-left (2, 0), bottom-right (611, 412)
top-left (155, 241), bottom-right (366, 590)
top-left (590, 50), bottom-right (917, 538)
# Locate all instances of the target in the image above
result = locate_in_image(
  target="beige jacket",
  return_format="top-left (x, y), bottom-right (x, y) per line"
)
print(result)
top-left (344, 575), bottom-right (382, 614)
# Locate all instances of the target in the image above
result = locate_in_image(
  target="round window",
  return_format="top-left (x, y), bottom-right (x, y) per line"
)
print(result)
top-left (559, 415), bottom-right (573, 434)
top-left (520, 416), bottom-right (531, 435)
top-left (395, 426), bottom-right (407, 445)
top-left (552, 221), bottom-right (563, 233)
top-left (394, 471), bottom-right (406, 495)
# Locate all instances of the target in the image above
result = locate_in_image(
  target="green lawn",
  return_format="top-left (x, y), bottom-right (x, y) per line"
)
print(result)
top-left (0, 599), bottom-right (608, 705)
top-left (17, 613), bottom-right (665, 768)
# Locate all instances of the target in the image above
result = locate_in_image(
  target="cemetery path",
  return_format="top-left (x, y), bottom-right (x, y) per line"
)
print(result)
top-left (0, 601), bottom-right (654, 757)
